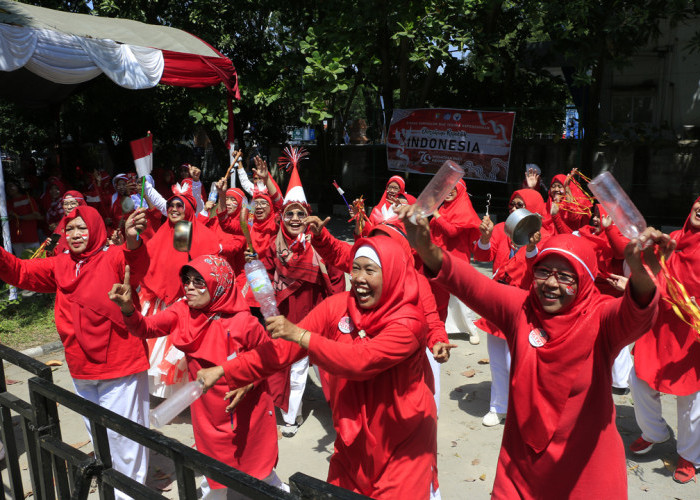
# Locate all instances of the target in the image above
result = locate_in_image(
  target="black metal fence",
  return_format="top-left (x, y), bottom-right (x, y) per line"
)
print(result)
top-left (0, 344), bottom-right (368, 500)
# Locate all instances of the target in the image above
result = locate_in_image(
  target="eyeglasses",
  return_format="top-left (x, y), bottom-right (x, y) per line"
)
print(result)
top-left (181, 275), bottom-right (206, 289)
top-left (167, 201), bottom-right (185, 210)
top-left (509, 201), bottom-right (526, 210)
top-left (533, 266), bottom-right (577, 286)
top-left (63, 201), bottom-right (79, 209)
top-left (283, 210), bottom-right (307, 221)
top-left (254, 201), bottom-right (269, 208)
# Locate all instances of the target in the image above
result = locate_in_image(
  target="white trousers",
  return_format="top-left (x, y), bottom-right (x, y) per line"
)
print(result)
top-left (73, 371), bottom-right (150, 500)
top-left (444, 294), bottom-right (478, 335)
top-left (486, 334), bottom-right (511, 414)
top-left (629, 369), bottom-right (700, 466)
top-left (612, 345), bottom-right (633, 389)
top-left (200, 470), bottom-right (289, 499)
top-left (281, 356), bottom-right (309, 425)
top-left (426, 348), bottom-right (441, 416)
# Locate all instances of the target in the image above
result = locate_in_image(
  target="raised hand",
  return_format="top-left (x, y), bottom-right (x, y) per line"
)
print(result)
top-left (624, 227), bottom-right (676, 306)
top-left (125, 209), bottom-right (147, 249)
top-left (305, 215), bottom-right (330, 236)
top-left (188, 165), bottom-right (202, 182)
top-left (479, 215), bottom-right (494, 243)
top-left (525, 169), bottom-right (540, 189)
top-left (526, 230), bottom-right (541, 253)
top-left (606, 273), bottom-right (629, 292)
top-left (109, 229), bottom-right (125, 246)
top-left (265, 315), bottom-right (303, 343)
top-left (550, 202), bottom-right (559, 216)
top-left (395, 204), bottom-right (443, 273)
top-left (252, 156), bottom-right (269, 183)
top-left (601, 215), bottom-right (613, 229)
top-left (108, 265), bottom-right (135, 315)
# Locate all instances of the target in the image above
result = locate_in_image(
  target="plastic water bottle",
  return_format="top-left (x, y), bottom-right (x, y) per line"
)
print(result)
top-left (588, 171), bottom-right (647, 240)
top-left (410, 160), bottom-right (465, 223)
top-left (150, 380), bottom-right (204, 428)
top-left (208, 182), bottom-right (218, 202)
top-left (244, 259), bottom-right (279, 318)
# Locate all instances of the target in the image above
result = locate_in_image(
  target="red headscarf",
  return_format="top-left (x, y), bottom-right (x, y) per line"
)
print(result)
top-left (369, 176), bottom-right (406, 226)
top-left (432, 179), bottom-right (480, 257)
top-left (546, 174), bottom-right (591, 231)
top-left (667, 196), bottom-right (700, 298)
top-left (218, 188), bottom-right (246, 235)
top-left (250, 191), bottom-right (278, 253)
top-left (41, 176), bottom-right (68, 224)
top-left (174, 255), bottom-right (250, 354)
top-left (514, 234), bottom-right (614, 453)
top-left (52, 191), bottom-right (89, 254)
top-left (56, 206), bottom-right (130, 363)
top-left (142, 193), bottom-right (221, 306)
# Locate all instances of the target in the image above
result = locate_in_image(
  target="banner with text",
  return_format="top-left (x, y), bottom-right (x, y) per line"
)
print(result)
top-left (387, 108), bottom-right (516, 182)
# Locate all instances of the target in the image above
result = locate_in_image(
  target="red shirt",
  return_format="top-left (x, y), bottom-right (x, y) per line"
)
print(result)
top-left (8, 195), bottom-right (40, 244)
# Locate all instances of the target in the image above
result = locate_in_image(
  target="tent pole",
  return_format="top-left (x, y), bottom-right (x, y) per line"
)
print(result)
top-left (0, 153), bottom-right (18, 300)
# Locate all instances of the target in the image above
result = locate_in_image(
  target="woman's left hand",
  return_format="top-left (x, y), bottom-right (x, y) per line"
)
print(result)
top-left (265, 315), bottom-right (303, 342)
top-left (196, 366), bottom-right (225, 393)
top-left (125, 209), bottom-right (147, 249)
top-left (224, 383), bottom-right (255, 412)
top-left (432, 342), bottom-right (457, 363)
top-left (624, 226), bottom-right (675, 276)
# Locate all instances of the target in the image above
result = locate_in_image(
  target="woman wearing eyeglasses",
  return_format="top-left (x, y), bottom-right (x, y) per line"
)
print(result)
top-left (248, 168), bottom-right (345, 436)
top-left (138, 189), bottom-right (245, 398)
top-left (398, 203), bottom-right (673, 500)
top-left (109, 255), bottom-right (287, 498)
top-left (472, 188), bottom-right (552, 427)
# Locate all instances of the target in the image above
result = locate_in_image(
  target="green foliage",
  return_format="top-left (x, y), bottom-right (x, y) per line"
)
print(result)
top-left (0, 289), bottom-right (58, 351)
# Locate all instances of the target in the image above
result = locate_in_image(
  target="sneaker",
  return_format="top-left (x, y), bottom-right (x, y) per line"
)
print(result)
top-left (468, 330), bottom-right (480, 345)
top-left (673, 456), bottom-right (698, 484)
top-left (281, 416), bottom-right (304, 437)
top-left (611, 386), bottom-right (630, 396)
top-left (482, 411), bottom-right (505, 427)
top-left (629, 435), bottom-right (669, 455)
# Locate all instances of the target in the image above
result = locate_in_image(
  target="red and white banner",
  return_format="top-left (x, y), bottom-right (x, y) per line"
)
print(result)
top-left (387, 108), bottom-right (516, 182)
top-left (130, 135), bottom-right (153, 178)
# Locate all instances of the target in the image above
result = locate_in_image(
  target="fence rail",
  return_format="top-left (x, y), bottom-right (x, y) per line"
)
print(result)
top-left (0, 344), bottom-right (368, 500)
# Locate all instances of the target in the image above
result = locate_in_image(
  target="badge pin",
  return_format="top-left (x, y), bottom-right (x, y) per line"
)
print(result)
top-left (338, 316), bottom-right (354, 334)
top-left (358, 330), bottom-right (366, 339)
top-left (528, 328), bottom-right (548, 348)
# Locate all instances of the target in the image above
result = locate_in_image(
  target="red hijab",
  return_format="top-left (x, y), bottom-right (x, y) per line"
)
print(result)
top-left (250, 191), bottom-right (278, 253)
top-left (41, 176), bottom-right (68, 224)
top-left (218, 188), bottom-right (246, 235)
top-left (52, 191), bottom-right (88, 254)
top-left (546, 174), bottom-right (591, 231)
top-left (142, 193), bottom-right (221, 305)
top-left (56, 206), bottom-right (130, 363)
top-left (173, 255), bottom-right (250, 355)
top-left (514, 234), bottom-right (614, 453)
top-left (369, 176), bottom-right (406, 225)
top-left (667, 195), bottom-right (700, 298)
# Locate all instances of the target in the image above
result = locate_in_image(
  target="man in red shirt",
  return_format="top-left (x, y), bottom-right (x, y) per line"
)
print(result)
top-left (6, 179), bottom-right (42, 256)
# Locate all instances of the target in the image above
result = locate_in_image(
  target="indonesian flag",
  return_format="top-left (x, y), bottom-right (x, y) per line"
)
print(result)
top-left (130, 134), bottom-right (153, 178)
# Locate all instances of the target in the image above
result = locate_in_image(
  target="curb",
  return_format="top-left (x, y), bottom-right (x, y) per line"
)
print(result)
top-left (20, 340), bottom-right (64, 359)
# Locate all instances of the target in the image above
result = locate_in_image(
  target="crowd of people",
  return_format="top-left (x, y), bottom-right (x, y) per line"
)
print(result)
top-left (0, 156), bottom-right (698, 499)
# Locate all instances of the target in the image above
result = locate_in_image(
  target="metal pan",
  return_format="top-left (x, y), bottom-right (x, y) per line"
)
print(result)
top-left (173, 220), bottom-right (193, 253)
top-left (504, 208), bottom-right (542, 247)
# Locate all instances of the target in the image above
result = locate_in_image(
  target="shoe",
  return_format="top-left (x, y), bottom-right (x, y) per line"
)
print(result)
top-left (468, 330), bottom-right (480, 345)
top-left (673, 456), bottom-right (698, 484)
top-left (482, 411), bottom-right (505, 427)
top-left (629, 435), bottom-right (669, 455)
top-left (611, 386), bottom-right (630, 396)
top-left (281, 416), bottom-right (304, 437)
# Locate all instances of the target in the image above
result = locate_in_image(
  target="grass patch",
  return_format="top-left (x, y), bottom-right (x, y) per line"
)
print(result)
top-left (0, 289), bottom-right (60, 351)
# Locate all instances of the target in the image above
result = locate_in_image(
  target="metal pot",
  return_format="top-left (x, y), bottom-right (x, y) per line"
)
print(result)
top-left (504, 208), bottom-right (542, 247)
top-left (173, 220), bottom-right (193, 253)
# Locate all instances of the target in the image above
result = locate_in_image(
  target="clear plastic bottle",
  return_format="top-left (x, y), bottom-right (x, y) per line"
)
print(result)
top-left (410, 160), bottom-right (465, 223)
top-left (588, 171), bottom-right (647, 240)
top-left (150, 380), bottom-right (204, 428)
top-left (244, 259), bottom-right (280, 318)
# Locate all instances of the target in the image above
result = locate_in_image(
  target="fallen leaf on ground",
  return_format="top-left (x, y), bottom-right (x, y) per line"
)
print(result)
top-left (478, 359), bottom-right (490, 365)
top-left (639, 486), bottom-right (649, 492)
top-left (479, 474), bottom-right (486, 481)
top-left (662, 457), bottom-right (676, 473)
top-left (461, 369), bottom-right (476, 378)
top-left (454, 453), bottom-right (461, 458)
top-left (463, 478), bottom-right (476, 482)
top-left (6, 379), bottom-right (21, 385)
top-left (472, 459), bottom-right (480, 466)
top-left (71, 440), bottom-right (90, 449)
top-left (46, 360), bottom-right (63, 367)
top-left (450, 441), bottom-right (458, 447)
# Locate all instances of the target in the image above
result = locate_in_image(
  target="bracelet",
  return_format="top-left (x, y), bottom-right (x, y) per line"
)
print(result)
top-left (297, 329), bottom-right (309, 346)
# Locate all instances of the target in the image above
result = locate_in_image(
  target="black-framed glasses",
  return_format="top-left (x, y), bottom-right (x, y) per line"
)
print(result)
top-left (168, 201), bottom-right (185, 210)
top-left (254, 200), bottom-right (269, 208)
top-left (509, 201), bottom-right (526, 210)
top-left (181, 275), bottom-right (206, 288)
top-left (283, 210), bottom-right (307, 221)
top-left (533, 266), bottom-right (577, 286)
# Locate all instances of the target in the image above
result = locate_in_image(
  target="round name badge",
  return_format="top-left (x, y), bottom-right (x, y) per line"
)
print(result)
top-left (338, 316), bottom-right (354, 334)
top-left (528, 328), bottom-right (549, 348)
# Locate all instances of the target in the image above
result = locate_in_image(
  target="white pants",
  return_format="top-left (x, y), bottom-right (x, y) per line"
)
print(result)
top-left (486, 334), bottom-right (511, 414)
top-left (200, 470), bottom-right (289, 499)
top-left (281, 356), bottom-right (309, 425)
top-left (426, 348), bottom-right (441, 416)
top-left (444, 295), bottom-right (477, 335)
top-left (73, 371), bottom-right (150, 500)
top-left (612, 345), bottom-right (633, 389)
top-left (629, 369), bottom-right (700, 466)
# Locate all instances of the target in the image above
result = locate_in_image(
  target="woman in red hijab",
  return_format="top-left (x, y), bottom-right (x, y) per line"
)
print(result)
top-left (367, 175), bottom-right (406, 229)
top-left (430, 179), bottom-right (482, 344)
top-left (197, 237), bottom-right (439, 499)
top-left (0, 206), bottom-right (151, 498)
top-left (629, 195), bottom-right (700, 484)
top-left (215, 185), bottom-right (247, 276)
top-left (472, 188), bottom-right (549, 427)
top-left (47, 190), bottom-right (87, 255)
top-left (545, 173), bottom-right (591, 232)
top-left (40, 176), bottom-right (68, 231)
top-left (109, 255), bottom-right (287, 497)
top-left (400, 203), bottom-right (672, 500)
top-left (139, 188), bottom-right (244, 398)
